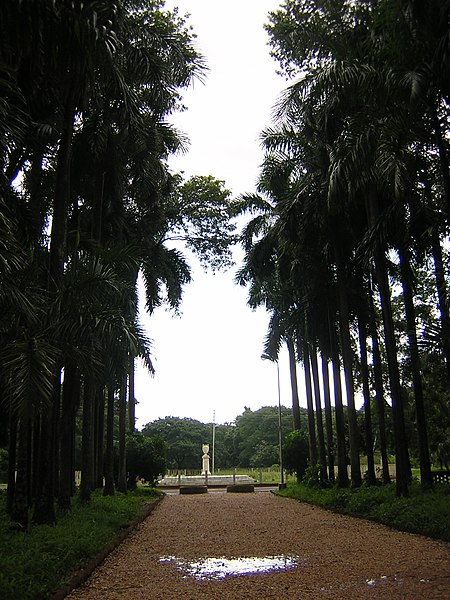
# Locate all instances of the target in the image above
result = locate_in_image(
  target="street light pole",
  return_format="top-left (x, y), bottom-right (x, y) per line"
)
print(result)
top-left (212, 410), bottom-right (216, 475)
top-left (262, 353), bottom-right (285, 489)
top-left (277, 361), bottom-right (285, 487)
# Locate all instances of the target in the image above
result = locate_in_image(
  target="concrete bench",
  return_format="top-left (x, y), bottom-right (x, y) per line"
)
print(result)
top-left (226, 484), bottom-right (255, 493)
top-left (179, 485), bottom-right (208, 495)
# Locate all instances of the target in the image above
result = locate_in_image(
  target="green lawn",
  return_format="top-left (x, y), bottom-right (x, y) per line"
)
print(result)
top-left (0, 487), bottom-right (162, 600)
top-left (2, 479), bottom-right (448, 599)
top-left (212, 467), bottom-right (296, 484)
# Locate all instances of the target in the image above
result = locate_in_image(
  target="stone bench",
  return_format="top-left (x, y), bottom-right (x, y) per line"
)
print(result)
top-left (179, 485), bottom-right (208, 495)
top-left (226, 484), bottom-right (255, 493)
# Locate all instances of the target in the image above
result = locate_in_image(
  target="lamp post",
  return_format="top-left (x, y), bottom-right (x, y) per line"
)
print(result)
top-left (276, 361), bottom-right (285, 488)
top-left (212, 410), bottom-right (216, 475)
top-left (262, 354), bottom-right (285, 489)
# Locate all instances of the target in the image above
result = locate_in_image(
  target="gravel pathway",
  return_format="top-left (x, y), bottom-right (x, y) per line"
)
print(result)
top-left (66, 491), bottom-right (450, 599)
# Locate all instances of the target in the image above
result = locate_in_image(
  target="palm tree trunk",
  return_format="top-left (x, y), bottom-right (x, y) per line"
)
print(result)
top-left (96, 387), bottom-right (105, 489)
top-left (366, 190), bottom-right (410, 496)
top-left (117, 377), bottom-right (127, 493)
top-left (128, 356), bottom-right (136, 433)
top-left (48, 89), bottom-right (76, 289)
top-left (321, 354), bottom-right (335, 482)
top-left (431, 101), bottom-right (450, 218)
top-left (52, 366), bottom-right (62, 499)
top-left (310, 350), bottom-right (327, 481)
top-left (36, 88), bottom-right (77, 521)
top-left (334, 244), bottom-right (362, 487)
top-left (286, 336), bottom-right (301, 429)
top-left (6, 406), bottom-right (17, 515)
top-left (421, 161), bottom-right (450, 382)
top-left (357, 315), bottom-right (376, 485)
top-left (302, 342), bottom-right (317, 467)
top-left (32, 372), bottom-right (59, 525)
top-left (368, 279), bottom-right (391, 484)
top-left (11, 417), bottom-right (30, 528)
top-left (430, 229), bottom-right (450, 382)
top-left (374, 250), bottom-right (411, 496)
top-left (329, 315), bottom-right (349, 487)
top-left (92, 169), bottom-right (106, 243)
top-left (58, 365), bottom-right (81, 509)
top-left (80, 377), bottom-right (94, 503)
top-left (398, 245), bottom-right (432, 489)
top-left (103, 387), bottom-right (115, 496)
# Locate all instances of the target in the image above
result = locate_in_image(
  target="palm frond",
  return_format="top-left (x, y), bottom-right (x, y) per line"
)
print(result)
top-left (2, 336), bottom-right (58, 419)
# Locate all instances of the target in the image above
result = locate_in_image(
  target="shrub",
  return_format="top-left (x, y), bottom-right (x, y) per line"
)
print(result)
top-left (302, 463), bottom-right (321, 488)
top-left (279, 480), bottom-right (450, 541)
top-left (0, 488), bottom-right (160, 599)
top-left (126, 432), bottom-right (167, 488)
top-left (0, 448), bottom-right (8, 483)
top-left (283, 429), bottom-right (309, 481)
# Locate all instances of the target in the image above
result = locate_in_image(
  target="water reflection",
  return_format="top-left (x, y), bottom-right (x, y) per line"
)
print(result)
top-left (159, 554), bottom-right (298, 580)
top-left (366, 575), bottom-right (388, 586)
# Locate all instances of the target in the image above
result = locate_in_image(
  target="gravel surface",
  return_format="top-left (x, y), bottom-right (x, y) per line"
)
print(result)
top-left (66, 490), bottom-right (450, 599)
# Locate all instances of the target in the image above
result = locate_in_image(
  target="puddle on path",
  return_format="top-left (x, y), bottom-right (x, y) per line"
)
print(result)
top-left (366, 575), bottom-right (389, 586)
top-left (159, 554), bottom-right (299, 580)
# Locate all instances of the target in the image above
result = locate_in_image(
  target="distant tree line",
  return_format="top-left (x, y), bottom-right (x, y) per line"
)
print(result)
top-left (142, 390), bottom-right (448, 480)
top-left (142, 407), bottom-right (297, 470)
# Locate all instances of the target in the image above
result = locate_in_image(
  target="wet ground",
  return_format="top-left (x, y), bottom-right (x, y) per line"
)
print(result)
top-left (66, 490), bottom-right (450, 599)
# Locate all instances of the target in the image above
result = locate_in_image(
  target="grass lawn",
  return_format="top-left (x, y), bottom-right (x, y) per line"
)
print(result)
top-left (0, 487), bottom-right (162, 600)
top-left (2, 479), bottom-right (448, 599)
top-left (213, 467), bottom-right (296, 484)
top-left (278, 480), bottom-right (450, 542)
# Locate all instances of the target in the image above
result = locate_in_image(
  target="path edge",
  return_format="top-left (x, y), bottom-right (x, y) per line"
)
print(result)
top-left (49, 494), bottom-right (165, 600)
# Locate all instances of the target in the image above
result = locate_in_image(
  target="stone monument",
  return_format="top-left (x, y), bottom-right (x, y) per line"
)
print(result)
top-left (201, 443), bottom-right (211, 475)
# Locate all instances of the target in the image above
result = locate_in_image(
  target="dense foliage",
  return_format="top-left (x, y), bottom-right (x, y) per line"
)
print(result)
top-left (279, 482), bottom-right (450, 542)
top-left (125, 432), bottom-right (167, 488)
top-left (283, 429), bottom-right (310, 481)
top-left (0, 488), bottom-right (161, 600)
top-left (235, 0), bottom-right (450, 497)
top-left (142, 407), bottom-right (301, 470)
top-left (143, 417), bottom-right (210, 470)
top-left (1, 0), bottom-right (449, 550)
top-left (0, 0), bottom-right (237, 528)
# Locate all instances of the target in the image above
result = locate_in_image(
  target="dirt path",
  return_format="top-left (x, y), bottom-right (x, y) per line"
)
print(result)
top-left (66, 491), bottom-right (450, 599)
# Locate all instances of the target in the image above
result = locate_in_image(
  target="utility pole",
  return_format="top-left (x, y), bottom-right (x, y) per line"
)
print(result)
top-left (277, 361), bottom-right (285, 487)
top-left (212, 410), bottom-right (216, 475)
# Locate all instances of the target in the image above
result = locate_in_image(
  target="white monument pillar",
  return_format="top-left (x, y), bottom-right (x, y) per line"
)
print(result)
top-left (201, 443), bottom-right (211, 475)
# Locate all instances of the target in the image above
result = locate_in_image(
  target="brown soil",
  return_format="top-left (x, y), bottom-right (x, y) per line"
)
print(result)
top-left (65, 490), bottom-right (450, 599)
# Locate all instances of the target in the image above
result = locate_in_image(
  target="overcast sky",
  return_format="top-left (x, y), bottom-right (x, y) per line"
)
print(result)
top-left (134, 0), bottom-right (304, 428)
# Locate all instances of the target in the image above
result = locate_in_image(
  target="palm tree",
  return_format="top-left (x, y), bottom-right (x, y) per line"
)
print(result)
top-left (310, 349), bottom-right (327, 480)
top-left (357, 313), bottom-right (377, 486)
top-left (0, 0), bottom-right (225, 528)
top-left (321, 354), bottom-right (335, 482)
top-left (367, 276), bottom-right (391, 485)
top-left (286, 336), bottom-right (301, 430)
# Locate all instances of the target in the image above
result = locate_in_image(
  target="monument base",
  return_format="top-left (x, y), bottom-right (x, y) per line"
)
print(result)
top-left (158, 474), bottom-right (256, 487)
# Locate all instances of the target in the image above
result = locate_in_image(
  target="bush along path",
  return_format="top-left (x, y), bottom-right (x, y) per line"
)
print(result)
top-left (65, 491), bottom-right (450, 600)
top-left (51, 495), bottom-right (164, 600)
top-left (0, 489), bottom-right (163, 600)
top-left (279, 481), bottom-right (450, 542)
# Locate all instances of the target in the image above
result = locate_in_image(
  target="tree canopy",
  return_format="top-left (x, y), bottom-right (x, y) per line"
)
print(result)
top-left (0, 0), bottom-right (238, 526)
top-left (234, 0), bottom-right (450, 496)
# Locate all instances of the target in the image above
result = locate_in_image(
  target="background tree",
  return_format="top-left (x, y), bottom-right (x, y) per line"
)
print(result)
top-left (125, 432), bottom-right (167, 488)
top-left (283, 429), bottom-right (310, 482)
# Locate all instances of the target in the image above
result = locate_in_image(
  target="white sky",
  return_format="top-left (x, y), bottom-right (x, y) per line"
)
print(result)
top-left (134, 0), bottom-right (306, 428)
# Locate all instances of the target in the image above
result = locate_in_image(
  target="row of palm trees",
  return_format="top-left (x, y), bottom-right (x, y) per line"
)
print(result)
top-left (236, 0), bottom-right (450, 496)
top-left (0, 1), bottom-right (236, 527)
